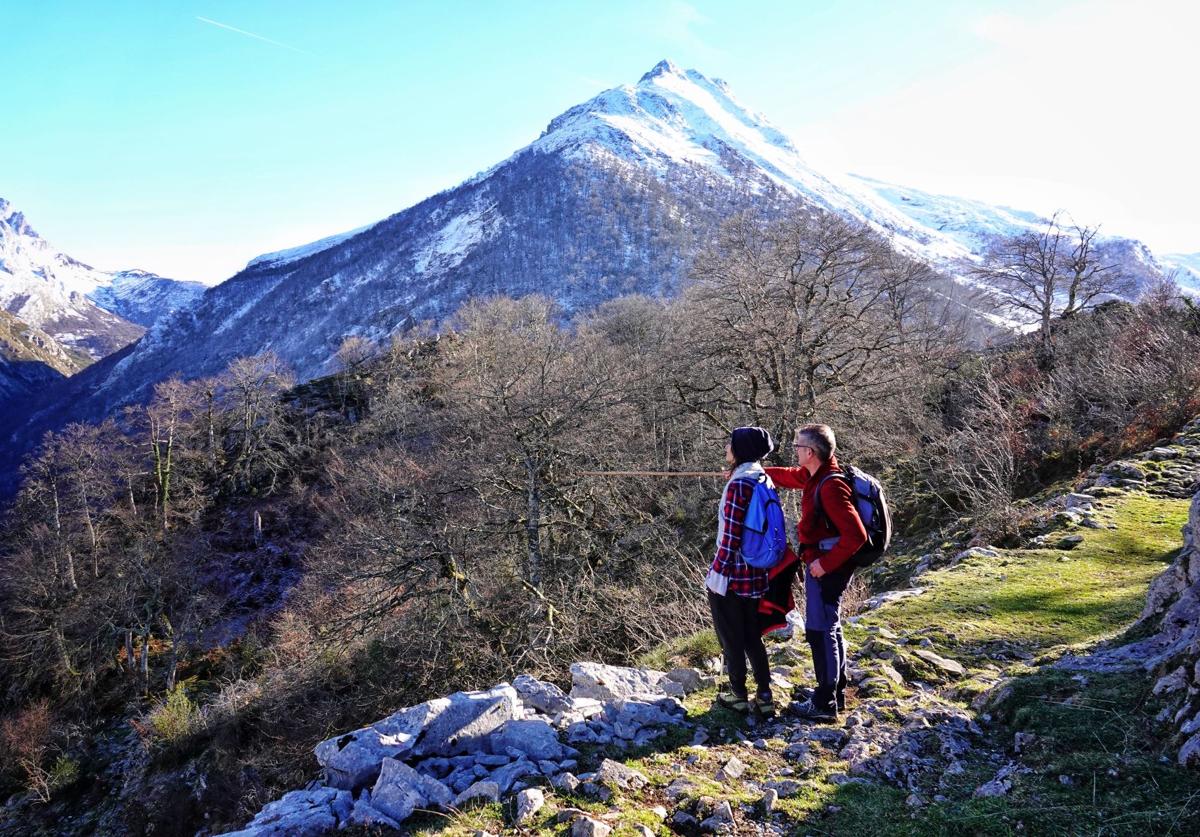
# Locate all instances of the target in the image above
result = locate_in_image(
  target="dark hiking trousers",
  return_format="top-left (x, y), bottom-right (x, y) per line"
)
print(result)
top-left (708, 590), bottom-right (772, 699)
top-left (804, 561), bottom-right (854, 710)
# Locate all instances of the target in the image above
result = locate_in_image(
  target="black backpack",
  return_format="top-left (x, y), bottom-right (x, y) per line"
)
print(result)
top-left (812, 464), bottom-right (892, 566)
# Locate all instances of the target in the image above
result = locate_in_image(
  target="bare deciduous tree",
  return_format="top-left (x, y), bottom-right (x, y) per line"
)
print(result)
top-left (974, 212), bottom-right (1134, 361)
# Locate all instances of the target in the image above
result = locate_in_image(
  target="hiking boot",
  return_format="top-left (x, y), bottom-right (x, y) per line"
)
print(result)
top-left (715, 691), bottom-right (751, 714)
top-left (753, 692), bottom-right (776, 719)
top-left (794, 685), bottom-right (847, 713)
top-left (789, 698), bottom-right (838, 724)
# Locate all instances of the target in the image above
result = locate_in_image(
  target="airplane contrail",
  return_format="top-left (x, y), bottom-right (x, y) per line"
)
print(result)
top-left (195, 16), bottom-right (313, 56)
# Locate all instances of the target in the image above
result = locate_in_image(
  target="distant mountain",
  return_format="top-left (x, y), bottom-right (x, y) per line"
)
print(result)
top-left (0, 308), bottom-right (84, 403)
top-left (0, 60), bottom-right (1187, 494)
top-left (1161, 253), bottom-right (1200, 295)
top-left (0, 198), bottom-right (206, 360)
top-left (850, 175), bottom-right (1174, 296)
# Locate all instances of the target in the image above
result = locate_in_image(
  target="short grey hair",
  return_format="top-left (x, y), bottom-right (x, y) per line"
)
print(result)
top-left (796, 424), bottom-right (836, 461)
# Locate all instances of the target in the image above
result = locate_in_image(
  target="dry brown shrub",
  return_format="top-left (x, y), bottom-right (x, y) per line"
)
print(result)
top-left (1, 700), bottom-right (54, 801)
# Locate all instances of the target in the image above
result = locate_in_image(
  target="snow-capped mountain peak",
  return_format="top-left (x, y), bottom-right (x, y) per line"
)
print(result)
top-left (0, 198), bottom-right (206, 359)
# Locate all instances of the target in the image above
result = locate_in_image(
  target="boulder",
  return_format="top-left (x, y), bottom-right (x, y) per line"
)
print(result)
top-left (569, 662), bottom-right (670, 700)
top-left (314, 700), bottom-right (442, 790)
top-left (413, 684), bottom-right (520, 757)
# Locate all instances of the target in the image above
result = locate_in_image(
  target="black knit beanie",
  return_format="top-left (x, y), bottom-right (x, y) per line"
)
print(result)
top-left (730, 426), bottom-right (775, 464)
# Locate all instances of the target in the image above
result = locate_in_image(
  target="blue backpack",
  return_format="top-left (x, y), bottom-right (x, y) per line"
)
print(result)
top-left (740, 474), bottom-right (788, 569)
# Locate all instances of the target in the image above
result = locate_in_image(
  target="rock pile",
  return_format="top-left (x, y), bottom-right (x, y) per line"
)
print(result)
top-left (220, 664), bottom-right (703, 835)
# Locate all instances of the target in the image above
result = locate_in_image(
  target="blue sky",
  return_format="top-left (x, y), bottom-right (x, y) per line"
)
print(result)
top-left (4, 1), bottom-right (1196, 283)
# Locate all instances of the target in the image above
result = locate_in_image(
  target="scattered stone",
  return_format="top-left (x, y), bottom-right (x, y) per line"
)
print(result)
top-left (579, 781), bottom-right (613, 803)
top-left (1013, 732), bottom-right (1037, 753)
top-left (489, 718), bottom-right (565, 761)
top-left (716, 755), bottom-right (746, 780)
top-left (974, 764), bottom-right (1018, 798)
top-left (512, 673), bottom-right (572, 714)
top-left (347, 797), bottom-right (402, 830)
top-left (911, 648), bottom-right (966, 677)
top-left (595, 758), bottom-right (649, 790)
top-left (453, 780), bottom-right (501, 809)
top-left (1149, 447), bottom-right (1180, 461)
top-left (665, 777), bottom-right (699, 801)
top-left (955, 546), bottom-right (1000, 562)
top-left (760, 788), bottom-right (778, 813)
top-left (514, 788), bottom-right (545, 825)
top-left (671, 810), bottom-right (701, 830)
top-left (666, 667), bottom-right (705, 693)
top-left (232, 788), bottom-right (339, 836)
top-left (699, 799), bottom-right (735, 832)
top-left (551, 771), bottom-right (580, 793)
top-left (1064, 493), bottom-right (1097, 509)
top-left (571, 817), bottom-right (612, 837)
top-left (490, 759), bottom-right (540, 792)
top-left (865, 589), bottom-right (926, 609)
top-left (1057, 534), bottom-right (1085, 550)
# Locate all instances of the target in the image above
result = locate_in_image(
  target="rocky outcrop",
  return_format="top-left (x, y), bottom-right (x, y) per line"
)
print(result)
top-left (1054, 416), bottom-right (1200, 766)
top-left (1144, 486), bottom-right (1200, 766)
top-left (219, 665), bottom-right (703, 835)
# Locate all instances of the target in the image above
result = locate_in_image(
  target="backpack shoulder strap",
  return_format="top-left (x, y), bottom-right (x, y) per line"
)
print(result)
top-left (811, 470), bottom-right (853, 532)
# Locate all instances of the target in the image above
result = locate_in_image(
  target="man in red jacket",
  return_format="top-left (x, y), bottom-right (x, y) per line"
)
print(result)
top-left (766, 423), bottom-right (867, 722)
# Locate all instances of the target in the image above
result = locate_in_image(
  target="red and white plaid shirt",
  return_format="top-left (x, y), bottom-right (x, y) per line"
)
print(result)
top-left (710, 466), bottom-right (770, 598)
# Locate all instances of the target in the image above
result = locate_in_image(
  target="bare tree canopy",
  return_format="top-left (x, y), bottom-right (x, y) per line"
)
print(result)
top-left (974, 212), bottom-right (1136, 359)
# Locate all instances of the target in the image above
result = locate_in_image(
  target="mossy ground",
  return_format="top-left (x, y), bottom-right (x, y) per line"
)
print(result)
top-left (385, 492), bottom-right (1200, 836)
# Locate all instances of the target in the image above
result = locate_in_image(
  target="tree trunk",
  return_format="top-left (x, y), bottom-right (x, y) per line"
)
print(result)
top-left (124, 630), bottom-right (135, 675)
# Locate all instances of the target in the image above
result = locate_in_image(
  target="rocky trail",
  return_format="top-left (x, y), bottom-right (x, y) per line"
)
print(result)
top-left (223, 419), bottom-right (1200, 837)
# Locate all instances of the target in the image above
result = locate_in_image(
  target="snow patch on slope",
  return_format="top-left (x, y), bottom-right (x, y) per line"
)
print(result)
top-left (247, 225), bottom-right (375, 270)
top-left (413, 199), bottom-right (502, 275)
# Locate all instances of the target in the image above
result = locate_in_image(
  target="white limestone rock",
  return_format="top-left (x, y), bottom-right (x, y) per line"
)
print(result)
top-left (569, 661), bottom-right (670, 701)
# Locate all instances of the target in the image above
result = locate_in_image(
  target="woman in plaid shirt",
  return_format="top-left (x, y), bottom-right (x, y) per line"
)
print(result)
top-left (705, 426), bottom-right (776, 717)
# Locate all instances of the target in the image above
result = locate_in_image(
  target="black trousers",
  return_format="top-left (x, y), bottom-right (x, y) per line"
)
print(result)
top-left (708, 590), bottom-right (772, 699)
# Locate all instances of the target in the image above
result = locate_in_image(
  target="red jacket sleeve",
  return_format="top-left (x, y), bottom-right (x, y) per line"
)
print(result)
top-left (817, 477), bottom-right (868, 572)
top-left (763, 466), bottom-right (809, 491)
